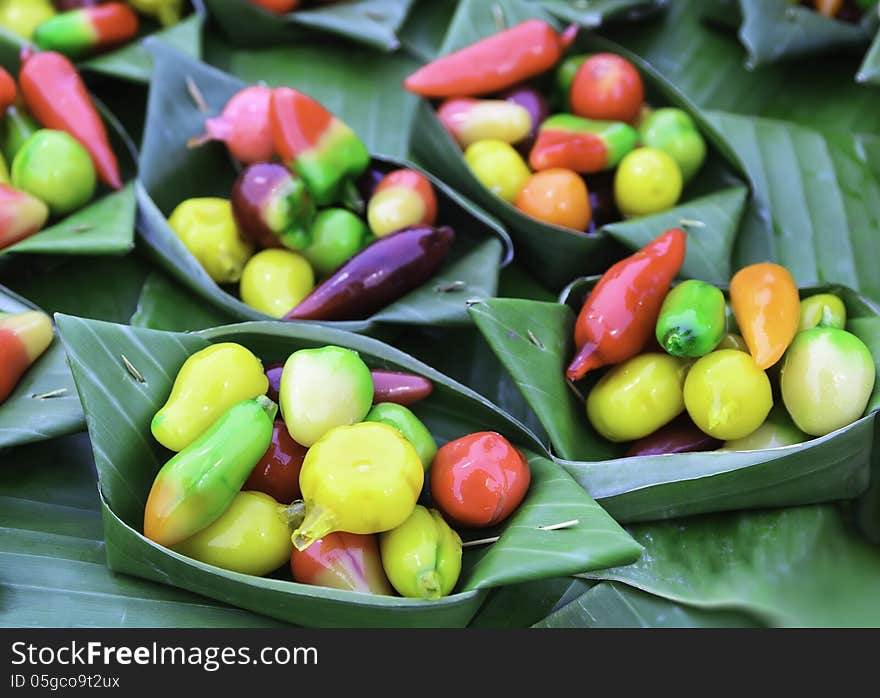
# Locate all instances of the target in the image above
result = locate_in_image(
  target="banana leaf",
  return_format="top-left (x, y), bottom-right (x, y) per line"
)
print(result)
top-left (409, 0), bottom-right (748, 290)
top-left (0, 432), bottom-right (285, 628)
top-left (535, 0), bottom-right (670, 27)
top-left (583, 504), bottom-right (880, 627)
top-left (0, 287), bottom-right (82, 450)
top-left (137, 42), bottom-right (510, 335)
top-left (57, 314), bottom-right (641, 627)
top-left (471, 577), bottom-right (593, 627)
top-left (202, 0), bottom-right (415, 52)
top-left (600, 0), bottom-right (880, 134)
top-left (0, 5), bottom-right (203, 85)
top-left (705, 111), bottom-right (880, 307)
top-left (534, 581), bottom-right (759, 627)
top-left (0, 51), bottom-right (138, 257)
top-left (469, 282), bottom-right (880, 523)
top-left (702, 0), bottom-right (876, 69)
top-left (398, 0), bottom-right (458, 62)
top-left (857, 25), bottom-right (880, 83)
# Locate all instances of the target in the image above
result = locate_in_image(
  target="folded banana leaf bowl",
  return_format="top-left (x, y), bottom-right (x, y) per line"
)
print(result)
top-left (409, 0), bottom-right (750, 290)
top-left (0, 287), bottom-right (82, 450)
top-left (469, 279), bottom-right (880, 524)
top-left (201, 0), bottom-right (416, 52)
top-left (0, 1), bottom-right (204, 84)
top-left (136, 43), bottom-right (511, 337)
top-left (702, 0), bottom-right (879, 72)
top-left (57, 313), bottom-right (641, 627)
top-left (0, 55), bottom-right (139, 259)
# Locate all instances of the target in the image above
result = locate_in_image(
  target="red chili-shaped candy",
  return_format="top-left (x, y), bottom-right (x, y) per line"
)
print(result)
top-left (243, 420), bottom-right (307, 504)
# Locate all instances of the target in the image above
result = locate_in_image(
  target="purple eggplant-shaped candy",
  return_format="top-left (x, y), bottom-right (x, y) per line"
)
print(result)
top-left (231, 162), bottom-right (316, 250)
top-left (500, 85), bottom-right (548, 155)
top-left (286, 225), bottom-right (454, 321)
top-left (624, 415), bottom-right (721, 457)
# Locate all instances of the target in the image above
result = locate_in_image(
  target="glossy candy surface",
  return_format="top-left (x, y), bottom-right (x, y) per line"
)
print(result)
top-left (464, 140), bottom-right (530, 203)
top-left (302, 208), bottom-right (369, 275)
top-left (0, 183), bottom-right (49, 251)
top-left (231, 162), bottom-right (316, 250)
top-left (367, 169), bottom-right (437, 238)
top-left (684, 349), bottom-right (773, 440)
top-left (798, 293), bottom-right (846, 331)
top-left (199, 86), bottom-right (274, 164)
top-left (567, 228), bottom-right (687, 380)
top-left (529, 114), bottom-right (637, 174)
top-left (430, 431), bottom-right (530, 528)
top-left (655, 279), bottom-right (726, 358)
top-left (151, 342), bottom-right (268, 452)
top-left (243, 420), bottom-right (307, 504)
top-left (34, 3), bottom-right (139, 58)
top-left (380, 506), bottom-right (462, 599)
top-left (587, 353), bottom-right (688, 442)
top-left (0, 310), bottom-right (53, 402)
top-left (365, 402), bottom-right (437, 470)
top-left (290, 532), bottom-right (393, 595)
top-left (239, 248), bottom-right (314, 318)
top-left (614, 147), bottom-right (682, 217)
top-left (438, 98), bottom-right (532, 149)
top-left (730, 262), bottom-right (800, 369)
top-left (292, 422), bottom-right (424, 550)
top-left (781, 327), bottom-right (875, 436)
top-left (144, 396), bottom-right (277, 548)
top-left (370, 370), bottom-right (433, 406)
top-left (278, 345), bottom-right (373, 447)
top-left (286, 225), bottom-right (454, 321)
top-left (168, 198), bottom-right (253, 284)
top-left (570, 53), bottom-right (644, 124)
top-left (173, 491), bottom-right (295, 576)
top-left (515, 168), bottom-right (591, 231)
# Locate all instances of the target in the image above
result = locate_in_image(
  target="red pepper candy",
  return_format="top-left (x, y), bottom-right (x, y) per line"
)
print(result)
top-left (567, 228), bottom-right (687, 380)
top-left (18, 49), bottom-right (121, 189)
top-left (529, 114), bottom-right (638, 174)
top-left (0, 67), bottom-right (16, 114)
top-left (404, 20), bottom-right (577, 98)
top-left (34, 4), bottom-right (139, 59)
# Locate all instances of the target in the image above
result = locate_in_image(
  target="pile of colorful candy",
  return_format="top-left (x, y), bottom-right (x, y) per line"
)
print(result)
top-left (405, 19), bottom-right (707, 232)
top-left (143, 343), bottom-right (531, 599)
top-left (0, 50), bottom-right (121, 251)
top-left (170, 86), bottom-right (454, 321)
top-left (568, 228), bottom-right (876, 454)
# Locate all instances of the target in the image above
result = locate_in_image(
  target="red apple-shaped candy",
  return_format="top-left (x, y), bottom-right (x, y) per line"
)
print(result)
top-left (290, 532), bottom-right (393, 595)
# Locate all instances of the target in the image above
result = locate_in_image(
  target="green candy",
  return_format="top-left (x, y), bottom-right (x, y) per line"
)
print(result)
top-left (719, 406), bottom-right (807, 451)
top-left (656, 280), bottom-right (726, 358)
top-left (365, 402), bottom-right (438, 471)
top-left (0, 106), bottom-right (39, 164)
top-left (637, 108), bottom-right (707, 182)
top-left (798, 293), bottom-right (846, 332)
top-left (554, 54), bottom-right (588, 110)
top-left (781, 327), bottom-right (875, 436)
top-left (302, 208), bottom-right (369, 276)
top-left (12, 130), bottom-right (96, 216)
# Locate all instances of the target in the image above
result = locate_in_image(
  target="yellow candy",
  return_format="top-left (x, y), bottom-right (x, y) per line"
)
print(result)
top-left (292, 422), bottom-right (424, 551)
top-left (240, 249), bottom-right (314, 318)
top-left (168, 198), bottom-right (253, 284)
top-left (464, 140), bottom-right (531, 204)
top-left (151, 342), bottom-right (268, 452)
top-left (0, 0), bottom-right (55, 41)
top-left (614, 147), bottom-right (682, 217)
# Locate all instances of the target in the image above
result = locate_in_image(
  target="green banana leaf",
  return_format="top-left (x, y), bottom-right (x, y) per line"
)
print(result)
top-left (584, 504), bottom-right (880, 627)
top-left (471, 577), bottom-right (593, 627)
top-left (409, 0), bottom-right (748, 289)
top-left (535, 0), bottom-right (669, 27)
top-left (202, 0), bottom-right (415, 52)
top-left (57, 314), bottom-right (640, 627)
top-left (703, 0), bottom-right (876, 69)
top-left (535, 581), bottom-right (759, 627)
top-left (0, 287), bottom-right (82, 450)
top-left (0, 5), bottom-right (203, 85)
top-left (0, 432), bottom-right (285, 628)
top-left (469, 282), bottom-right (880, 523)
top-left (137, 43), bottom-right (510, 335)
top-left (398, 0), bottom-right (458, 62)
top-left (0, 46), bottom-right (139, 257)
top-left (706, 111), bottom-right (880, 305)
top-left (857, 26), bottom-right (880, 83)
top-left (600, 0), bottom-right (880, 134)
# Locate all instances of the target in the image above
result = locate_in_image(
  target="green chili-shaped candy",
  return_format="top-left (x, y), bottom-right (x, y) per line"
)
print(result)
top-left (798, 293), bottom-right (846, 332)
top-left (143, 395), bottom-right (277, 548)
top-left (656, 279), bottom-right (726, 358)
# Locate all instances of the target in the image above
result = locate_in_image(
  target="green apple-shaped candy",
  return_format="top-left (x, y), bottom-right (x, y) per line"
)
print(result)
top-left (781, 327), bottom-right (875, 436)
top-left (12, 130), bottom-right (96, 216)
top-left (303, 208), bottom-right (369, 276)
top-left (279, 346), bottom-right (374, 447)
top-left (365, 402), bottom-right (437, 470)
top-left (637, 108), bottom-right (706, 182)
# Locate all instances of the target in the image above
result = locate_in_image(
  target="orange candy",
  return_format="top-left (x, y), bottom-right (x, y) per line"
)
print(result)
top-left (515, 168), bottom-right (591, 231)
